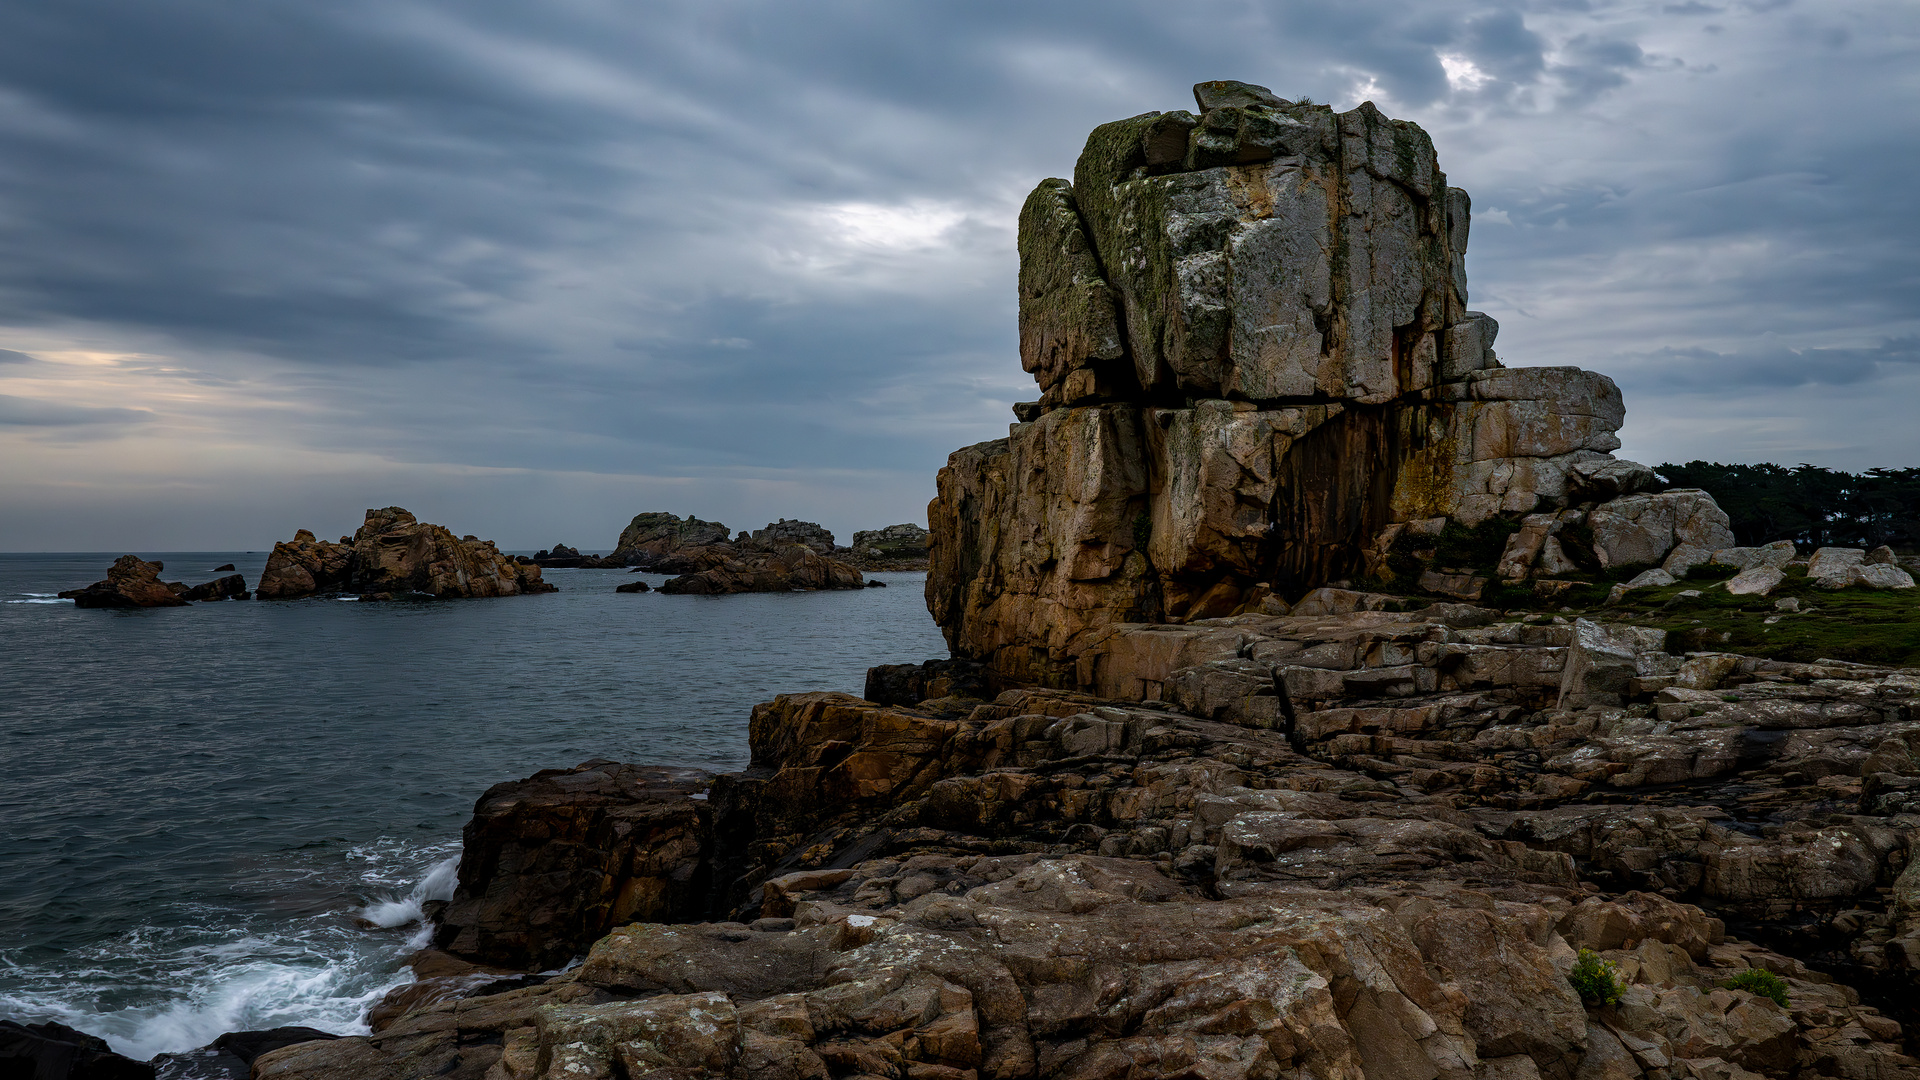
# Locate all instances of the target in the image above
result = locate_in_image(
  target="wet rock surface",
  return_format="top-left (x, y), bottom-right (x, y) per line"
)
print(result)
top-left (0, 1019), bottom-right (155, 1078)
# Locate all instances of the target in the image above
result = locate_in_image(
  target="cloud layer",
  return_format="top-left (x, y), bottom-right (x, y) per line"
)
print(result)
top-left (1, 0), bottom-right (1914, 550)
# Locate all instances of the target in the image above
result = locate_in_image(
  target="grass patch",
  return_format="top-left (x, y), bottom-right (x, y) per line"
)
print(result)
top-left (1595, 566), bottom-right (1920, 666)
top-left (1722, 968), bottom-right (1790, 1007)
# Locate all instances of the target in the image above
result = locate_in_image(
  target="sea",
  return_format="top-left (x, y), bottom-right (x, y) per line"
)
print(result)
top-left (0, 551), bottom-right (949, 1063)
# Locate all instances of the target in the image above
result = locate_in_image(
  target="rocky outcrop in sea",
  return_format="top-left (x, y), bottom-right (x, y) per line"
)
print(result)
top-left (58, 554), bottom-right (249, 607)
top-left (605, 511), bottom-right (869, 593)
top-left (206, 83), bottom-right (1920, 1080)
top-left (256, 507), bottom-right (554, 600)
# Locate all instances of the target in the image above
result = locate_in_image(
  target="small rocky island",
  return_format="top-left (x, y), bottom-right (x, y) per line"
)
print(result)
top-left (58, 555), bottom-right (249, 607)
top-left (50, 82), bottom-right (1920, 1080)
top-left (257, 507), bottom-right (553, 600)
top-left (535, 514), bottom-right (933, 593)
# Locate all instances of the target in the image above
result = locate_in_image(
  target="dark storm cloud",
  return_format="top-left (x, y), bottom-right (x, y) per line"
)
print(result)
top-left (0, 0), bottom-right (1916, 547)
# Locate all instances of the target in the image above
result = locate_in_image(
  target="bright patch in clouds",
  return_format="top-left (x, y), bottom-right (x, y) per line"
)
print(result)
top-left (813, 201), bottom-right (967, 252)
top-left (1440, 54), bottom-right (1494, 92)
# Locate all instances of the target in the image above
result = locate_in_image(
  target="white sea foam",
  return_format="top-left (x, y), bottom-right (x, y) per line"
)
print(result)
top-left (0, 844), bottom-right (458, 1061)
top-left (358, 856), bottom-right (459, 929)
top-left (6, 593), bottom-right (69, 604)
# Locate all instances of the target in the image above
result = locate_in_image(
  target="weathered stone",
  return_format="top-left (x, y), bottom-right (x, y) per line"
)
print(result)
top-left (1560, 618), bottom-right (1668, 709)
top-left (930, 87), bottom-right (1695, 681)
top-left (1570, 457), bottom-right (1660, 501)
top-left (0, 1020), bottom-right (154, 1079)
top-left (258, 532), bottom-right (353, 599)
top-left (1589, 491), bottom-right (1735, 570)
top-left (1623, 568), bottom-right (1676, 591)
top-left (1722, 566), bottom-right (1785, 597)
top-left (1709, 542), bottom-right (1797, 571)
top-left (1018, 178), bottom-right (1127, 403)
top-left (58, 554), bottom-right (190, 608)
top-left (259, 509), bottom-right (551, 600)
top-left (849, 523), bottom-right (931, 569)
top-left (749, 519), bottom-right (836, 555)
top-left (435, 762), bottom-right (712, 971)
top-left (1070, 93), bottom-right (1454, 404)
top-left (1858, 563), bottom-right (1917, 590)
top-left (658, 543), bottom-right (863, 594)
top-left (181, 572), bottom-right (249, 602)
top-left (611, 512), bottom-right (733, 567)
top-left (1867, 545), bottom-right (1898, 566)
top-left (1808, 547), bottom-right (1867, 588)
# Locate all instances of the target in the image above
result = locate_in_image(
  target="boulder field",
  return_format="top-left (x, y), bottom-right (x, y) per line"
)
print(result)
top-left (256, 507), bottom-right (554, 600)
top-left (241, 84), bottom-right (1920, 1080)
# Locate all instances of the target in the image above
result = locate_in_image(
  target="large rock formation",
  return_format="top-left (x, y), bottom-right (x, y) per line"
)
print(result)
top-left (928, 81), bottom-right (1710, 688)
top-left (257, 508), bottom-right (553, 600)
top-left (750, 519), bottom-right (837, 555)
top-left (609, 512), bottom-right (733, 567)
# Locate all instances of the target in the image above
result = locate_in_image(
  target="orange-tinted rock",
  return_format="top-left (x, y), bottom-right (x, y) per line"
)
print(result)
top-left (58, 554), bottom-right (190, 608)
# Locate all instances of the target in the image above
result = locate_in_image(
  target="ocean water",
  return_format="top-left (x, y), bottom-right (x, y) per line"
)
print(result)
top-left (0, 552), bottom-right (948, 1063)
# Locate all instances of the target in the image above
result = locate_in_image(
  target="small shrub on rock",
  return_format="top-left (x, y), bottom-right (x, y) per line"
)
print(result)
top-left (1722, 968), bottom-right (1790, 1006)
top-left (1569, 948), bottom-right (1624, 1006)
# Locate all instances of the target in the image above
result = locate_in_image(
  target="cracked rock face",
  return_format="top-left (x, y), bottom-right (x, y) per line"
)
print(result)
top-left (927, 81), bottom-right (1688, 687)
top-left (259, 604), bottom-right (1920, 1080)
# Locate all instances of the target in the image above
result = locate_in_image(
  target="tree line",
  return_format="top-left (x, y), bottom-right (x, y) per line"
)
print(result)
top-left (1654, 462), bottom-right (1920, 550)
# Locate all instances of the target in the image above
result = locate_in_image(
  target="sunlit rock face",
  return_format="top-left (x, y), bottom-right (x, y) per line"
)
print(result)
top-left (931, 81), bottom-right (1659, 687)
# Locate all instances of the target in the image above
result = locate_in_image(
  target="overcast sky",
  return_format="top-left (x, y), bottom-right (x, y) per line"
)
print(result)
top-left (1, 0), bottom-right (1914, 551)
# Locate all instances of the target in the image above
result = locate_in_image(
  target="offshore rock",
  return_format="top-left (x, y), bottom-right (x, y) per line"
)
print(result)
top-left (929, 82), bottom-right (1691, 686)
top-left (58, 555), bottom-right (190, 608)
top-left (749, 518), bottom-right (836, 555)
top-left (849, 522), bottom-right (932, 569)
top-left (258, 509), bottom-right (553, 600)
top-left (256, 529), bottom-right (353, 599)
top-left (657, 542), bottom-right (864, 595)
top-left (180, 573), bottom-right (249, 602)
top-left (610, 512), bottom-right (732, 567)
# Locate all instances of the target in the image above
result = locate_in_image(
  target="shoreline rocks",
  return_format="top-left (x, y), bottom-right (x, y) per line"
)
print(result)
top-left (257, 508), bottom-right (554, 600)
top-left (264, 600), bottom-right (1920, 1080)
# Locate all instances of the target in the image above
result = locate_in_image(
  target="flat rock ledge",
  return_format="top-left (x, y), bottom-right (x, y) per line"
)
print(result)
top-left (258, 604), bottom-right (1920, 1080)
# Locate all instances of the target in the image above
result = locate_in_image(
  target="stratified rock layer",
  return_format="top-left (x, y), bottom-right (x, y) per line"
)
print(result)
top-left (931, 81), bottom-right (1699, 687)
top-left (261, 603), bottom-right (1920, 1080)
